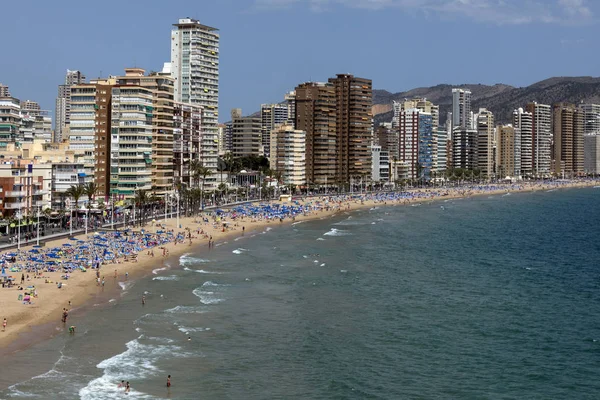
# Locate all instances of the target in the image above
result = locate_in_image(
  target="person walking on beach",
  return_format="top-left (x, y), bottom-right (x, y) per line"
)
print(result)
top-left (167, 375), bottom-right (171, 388)
top-left (125, 381), bottom-right (130, 393)
top-left (142, 295), bottom-right (146, 305)
top-left (2, 318), bottom-right (6, 331)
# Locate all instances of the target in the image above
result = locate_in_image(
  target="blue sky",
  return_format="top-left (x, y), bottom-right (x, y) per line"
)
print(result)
top-left (0, 0), bottom-right (598, 121)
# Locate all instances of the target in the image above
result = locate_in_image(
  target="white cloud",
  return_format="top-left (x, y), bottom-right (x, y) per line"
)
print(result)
top-left (254, 0), bottom-right (595, 25)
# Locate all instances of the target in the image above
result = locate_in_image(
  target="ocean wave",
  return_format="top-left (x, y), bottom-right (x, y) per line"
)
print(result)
top-left (79, 337), bottom-right (191, 400)
top-left (291, 220), bottom-right (306, 226)
top-left (316, 238), bottom-right (326, 241)
top-left (118, 281), bottom-right (133, 292)
top-left (324, 228), bottom-right (352, 237)
top-left (183, 267), bottom-right (222, 274)
top-left (202, 281), bottom-right (230, 288)
top-left (192, 288), bottom-right (224, 305)
top-left (176, 325), bottom-right (211, 334)
top-left (179, 253), bottom-right (211, 266)
top-left (232, 248), bottom-right (248, 255)
top-left (164, 306), bottom-right (205, 314)
top-left (152, 275), bottom-right (179, 281)
top-left (152, 266), bottom-right (168, 275)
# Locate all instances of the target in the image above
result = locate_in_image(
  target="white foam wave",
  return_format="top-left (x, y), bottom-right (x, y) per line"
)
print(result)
top-left (232, 248), bottom-right (248, 255)
top-left (152, 275), bottom-right (179, 281)
top-left (176, 325), bottom-right (211, 334)
top-left (324, 228), bottom-right (352, 237)
top-left (202, 281), bottom-right (230, 288)
top-left (184, 267), bottom-right (222, 274)
top-left (79, 337), bottom-right (191, 400)
top-left (192, 288), bottom-right (224, 305)
top-left (152, 266), bottom-right (168, 275)
top-left (118, 281), bottom-right (133, 291)
top-left (179, 253), bottom-right (211, 266)
top-left (316, 237), bottom-right (325, 241)
top-left (164, 305), bottom-right (205, 314)
top-left (291, 220), bottom-right (306, 226)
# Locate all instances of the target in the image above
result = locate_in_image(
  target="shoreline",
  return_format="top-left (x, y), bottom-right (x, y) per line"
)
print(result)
top-left (0, 180), bottom-right (598, 355)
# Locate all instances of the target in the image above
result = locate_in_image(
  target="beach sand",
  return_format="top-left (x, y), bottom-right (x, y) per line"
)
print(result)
top-left (0, 180), bottom-right (596, 351)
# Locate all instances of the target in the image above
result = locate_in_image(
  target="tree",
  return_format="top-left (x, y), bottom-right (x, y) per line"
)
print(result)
top-left (65, 184), bottom-right (85, 229)
top-left (133, 189), bottom-right (150, 226)
top-left (191, 162), bottom-right (213, 210)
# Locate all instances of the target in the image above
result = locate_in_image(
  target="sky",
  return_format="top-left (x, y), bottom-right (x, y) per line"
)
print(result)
top-left (1, 0), bottom-right (599, 122)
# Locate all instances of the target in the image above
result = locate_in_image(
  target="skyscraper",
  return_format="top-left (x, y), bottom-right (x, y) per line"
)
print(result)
top-left (231, 110), bottom-right (262, 158)
top-left (513, 108), bottom-right (532, 177)
top-left (55, 70), bottom-right (86, 143)
top-left (584, 133), bottom-right (600, 174)
top-left (552, 103), bottom-right (584, 176)
top-left (579, 103), bottom-right (600, 135)
top-left (0, 83), bottom-right (10, 97)
top-left (329, 74), bottom-right (372, 183)
top-left (496, 125), bottom-right (521, 178)
top-left (269, 124), bottom-right (306, 187)
top-left (525, 102), bottom-right (552, 176)
top-left (284, 91), bottom-right (296, 128)
top-left (452, 88), bottom-right (472, 129)
top-left (398, 109), bottom-right (434, 179)
top-left (475, 108), bottom-right (495, 178)
top-left (170, 18), bottom-right (219, 173)
top-left (294, 82), bottom-right (337, 186)
top-left (260, 103), bottom-right (288, 158)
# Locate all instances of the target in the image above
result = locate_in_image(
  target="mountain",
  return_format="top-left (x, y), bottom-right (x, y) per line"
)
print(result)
top-left (374, 77), bottom-right (600, 126)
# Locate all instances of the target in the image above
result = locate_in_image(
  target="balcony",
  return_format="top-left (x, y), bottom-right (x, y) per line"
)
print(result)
top-left (4, 202), bottom-right (26, 209)
top-left (5, 191), bottom-right (25, 197)
top-left (33, 190), bottom-right (46, 196)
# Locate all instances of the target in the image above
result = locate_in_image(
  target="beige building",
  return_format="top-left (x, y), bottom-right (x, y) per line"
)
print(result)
top-left (269, 125), bottom-right (306, 186)
top-left (584, 133), bottom-right (600, 174)
top-left (496, 125), bottom-right (521, 178)
top-left (552, 103), bottom-right (584, 176)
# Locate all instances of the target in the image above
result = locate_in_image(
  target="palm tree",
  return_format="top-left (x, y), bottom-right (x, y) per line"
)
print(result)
top-left (191, 162), bottom-right (213, 211)
top-left (65, 184), bottom-right (85, 230)
top-left (133, 189), bottom-right (150, 226)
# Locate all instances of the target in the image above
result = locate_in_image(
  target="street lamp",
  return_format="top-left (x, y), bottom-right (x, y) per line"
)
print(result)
top-left (17, 210), bottom-right (21, 251)
top-left (36, 205), bottom-right (41, 247)
top-left (176, 191), bottom-right (180, 229)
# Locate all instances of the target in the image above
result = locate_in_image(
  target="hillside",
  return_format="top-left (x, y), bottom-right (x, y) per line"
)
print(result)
top-left (374, 77), bottom-right (600, 126)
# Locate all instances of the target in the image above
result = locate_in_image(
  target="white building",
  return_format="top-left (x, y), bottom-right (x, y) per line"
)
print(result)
top-left (526, 102), bottom-right (552, 176)
top-left (475, 108), bottom-right (495, 178)
top-left (170, 18), bottom-right (219, 175)
top-left (513, 107), bottom-right (533, 177)
top-left (371, 145), bottom-right (390, 183)
top-left (269, 125), bottom-right (306, 186)
top-left (260, 103), bottom-right (288, 158)
top-left (54, 70), bottom-right (86, 143)
top-left (580, 103), bottom-right (600, 135)
top-left (584, 133), bottom-right (600, 174)
top-left (452, 88), bottom-right (472, 129)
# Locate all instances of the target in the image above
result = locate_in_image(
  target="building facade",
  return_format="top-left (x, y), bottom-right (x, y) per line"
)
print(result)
top-left (496, 125), bottom-right (521, 178)
top-left (513, 108), bottom-right (533, 177)
top-left (231, 111), bottom-right (262, 158)
top-left (552, 103), bottom-right (584, 176)
top-left (170, 18), bottom-right (219, 173)
top-left (475, 108), bottom-right (495, 178)
top-left (584, 133), bottom-right (600, 174)
top-left (452, 88), bottom-right (472, 129)
top-left (173, 102), bottom-right (203, 188)
top-left (294, 82), bottom-right (337, 186)
top-left (260, 103), bottom-right (288, 158)
top-left (329, 74), bottom-right (372, 183)
top-left (452, 128), bottom-right (477, 170)
top-left (525, 102), bottom-right (552, 176)
top-left (54, 70), bottom-right (86, 143)
top-left (269, 124), bottom-right (306, 186)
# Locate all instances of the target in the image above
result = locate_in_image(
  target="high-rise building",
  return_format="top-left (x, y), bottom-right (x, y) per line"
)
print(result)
top-left (269, 124), bottom-right (306, 186)
top-left (329, 74), bottom-right (372, 183)
top-left (70, 78), bottom-right (115, 187)
top-left (55, 70), bottom-right (86, 143)
top-left (452, 88), bottom-right (472, 129)
top-left (0, 96), bottom-right (21, 148)
top-left (437, 128), bottom-right (448, 174)
top-left (394, 98), bottom-right (439, 131)
top-left (580, 103), bottom-right (600, 135)
top-left (19, 101), bottom-right (52, 143)
top-left (231, 110), bottom-right (262, 158)
top-left (525, 102), bottom-right (552, 176)
top-left (398, 109), bottom-right (434, 179)
top-left (284, 91), bottom-right (296, 128)
top-left (452, 128), bottom-right (477, 170)
top-left (170, 18), bottom-right (219, 173)
top-left (113, 68), bottom-right (175, 195)
top-left (513, 108), bottom-right (533, 177)
top-left (173, 102), bottom-right (203, 188)
top-left (475, 108), bottom-right (495, 178)
top-left (295, 82), bottom-right (337, 186)
top-left (109, 84), bottom-right (154, 198)
top-left (217, 124), bottom-right (227, 156)
top-left (375, 123), bottom-right (399, 161)
top-left (496, 125), bottom-right (521, 178)
top-left (552, 103), bottom-right (584, 176)
top-left (260, 103), bottom-right (288, 158)
top-left (0, 83), bottom-right (10, 97)
top-left (584, 133), bottom-right (600, 174)
top-left (371, 145), bottom-right (390, 183)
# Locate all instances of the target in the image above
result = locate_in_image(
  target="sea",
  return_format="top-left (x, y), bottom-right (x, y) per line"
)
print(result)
top-left (0, 187), bottom-right (599, 399)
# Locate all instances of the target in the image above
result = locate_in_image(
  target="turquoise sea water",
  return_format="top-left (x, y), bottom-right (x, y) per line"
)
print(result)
top-left (0, 188), bottom-right (599, 399)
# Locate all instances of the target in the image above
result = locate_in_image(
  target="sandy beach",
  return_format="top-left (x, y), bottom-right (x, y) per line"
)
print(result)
top-left (0, 179), bottom-right (597, 352)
